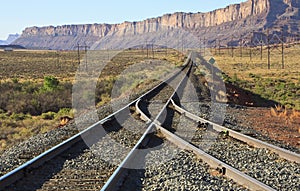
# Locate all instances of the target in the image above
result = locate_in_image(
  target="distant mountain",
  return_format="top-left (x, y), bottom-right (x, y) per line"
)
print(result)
top-left (6, 34), bottom-right (20, 44)
top-left (0, 34), bottom-right (20, 45)
top-left (13, 0), bottom-right (300, 50)
top-left (0, 40), bottom-right (6, 45)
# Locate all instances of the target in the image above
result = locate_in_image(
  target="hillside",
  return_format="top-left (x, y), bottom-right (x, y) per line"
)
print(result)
top-left (13, 0), bottom-right (300, 50)
top-left (0, 34), bottom-right (20, 45)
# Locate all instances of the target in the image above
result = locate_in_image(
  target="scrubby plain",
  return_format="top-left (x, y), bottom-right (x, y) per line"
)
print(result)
top-left (213, 45), bottom-right (300, 110)
top-left (0, 49), bottom-right (185, 152)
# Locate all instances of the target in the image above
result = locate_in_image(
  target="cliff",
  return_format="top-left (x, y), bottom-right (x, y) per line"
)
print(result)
top-left (13, 0), bottom-right (299, 50)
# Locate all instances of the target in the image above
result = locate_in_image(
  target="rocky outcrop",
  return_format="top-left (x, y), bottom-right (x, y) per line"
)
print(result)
top-left (13, 0), bottom-right (299, 50)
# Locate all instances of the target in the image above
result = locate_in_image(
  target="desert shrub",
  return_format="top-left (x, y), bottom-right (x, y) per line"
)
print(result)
top-left (42, 76), bottom-right (59, 91)
top-left (0, 80), bottom-right (72, 116)
top-left (41, 111), bottom-right (56, 120)
top-left (56, 108), bottom-right (73, 118)
top-left (10, 113), bottom-right (29, 121)
top-left (95, 77), bottom-right (116, 104)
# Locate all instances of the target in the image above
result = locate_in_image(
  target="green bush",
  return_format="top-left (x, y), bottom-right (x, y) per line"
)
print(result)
top-left (43, 76), bottom-right (59, 91)
top-left (41, 112), bottom-right (56, 120)
top-left (56, 108), bottom-right (73, 118)
top-left (0, 80), bottom-right (72, 116)
top-left (10, 113), bottom-right (29, 121)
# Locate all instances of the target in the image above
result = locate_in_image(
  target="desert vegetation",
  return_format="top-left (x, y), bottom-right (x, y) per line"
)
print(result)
top-left (212, 45), bottom-right (300, 110)
top-left (0, 48), bottom-right (185, 151)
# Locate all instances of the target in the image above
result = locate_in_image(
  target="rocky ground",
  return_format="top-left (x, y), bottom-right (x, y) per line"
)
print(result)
top-left (228, 106), bottom-right (300, 149)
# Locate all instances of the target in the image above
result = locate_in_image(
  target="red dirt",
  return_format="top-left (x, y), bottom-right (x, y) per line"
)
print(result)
top-left (225, 82), bottom-right (300, 149)
top-left (227, 106), bottom-right (300, 149)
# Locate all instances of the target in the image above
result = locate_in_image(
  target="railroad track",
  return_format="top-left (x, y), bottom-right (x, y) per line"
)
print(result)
top-left (164, 79), bottom-right (299, 190)
top-left (0, 53), bottom-right (191, 191)
top-left (2, 108), bottom-right (146, 191)
top-left (1, 52), bottom-right (299, 190)
top-left (152, 64), bottom-right (299, 190)
top-left (165, 105), bottom-right (300, 190)
top-left (102, 53), bottom-right (299, 191)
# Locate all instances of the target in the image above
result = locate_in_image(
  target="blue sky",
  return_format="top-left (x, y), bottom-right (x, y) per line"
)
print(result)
top-left (0, 0), bottom-right (245, 39)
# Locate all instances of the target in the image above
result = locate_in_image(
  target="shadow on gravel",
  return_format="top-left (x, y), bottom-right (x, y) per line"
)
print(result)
top-left (138, 100), bottom-right (152, 119)
top-left (116, 133), bottom-right (164, 191)
top-left (5, 138), bottom-right (90, 191)
top-left (160, 107), bottom-right (177, 133)
top-left (102, 115), bottom-right (127, 133)
top-left (121, 168), bottom-right (146, 191)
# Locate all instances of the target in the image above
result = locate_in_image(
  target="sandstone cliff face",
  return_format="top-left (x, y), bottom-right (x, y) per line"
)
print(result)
top-left (21, 24), bottom-right (111, 38)
top-left (13, 0), bottom-right (299, 50)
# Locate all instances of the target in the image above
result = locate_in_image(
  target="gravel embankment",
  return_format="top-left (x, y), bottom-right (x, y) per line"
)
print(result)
top-left (191, 128), bottom-right (300, 191)
top-left (122, 138), bottom-right (248, 190)
top-left (5, 110), bottom-right (146, 191)
top-left (166, 104), bottom-right (299, 190)
top-left (166, 68), bottom-right (300, 191)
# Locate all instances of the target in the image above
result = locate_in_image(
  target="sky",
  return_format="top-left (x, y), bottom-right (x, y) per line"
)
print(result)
top-left (0, 0), bottom-right (246, 40)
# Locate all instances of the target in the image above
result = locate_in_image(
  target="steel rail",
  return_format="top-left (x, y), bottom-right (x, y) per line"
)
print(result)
top-left (154, 123), bottom-right (275, 191)
top-left (101, 53), bottom-right (275, 191)
top-left (0, 56), bottom-right (189, 189)
top-left (101, 53), bottom-right (193, 191)
top-left (135, 99), bottom-right (151, 123)
top-left (170, 99), bottom-right (300, 163)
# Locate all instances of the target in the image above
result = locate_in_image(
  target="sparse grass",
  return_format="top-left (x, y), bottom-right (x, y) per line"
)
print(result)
top-left (269, 104), bottom-right (300, 125)
top-left (0, 50), bottom-right (79, 82)
top-left (0, 48), bottom-right (185, 151)
top-left (0, 113), bottom-right (65, 151)
top-left (212, 45), bottom-right (300, 110)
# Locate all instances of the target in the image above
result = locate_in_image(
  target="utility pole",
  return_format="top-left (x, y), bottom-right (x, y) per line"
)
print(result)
top-left (84, 45), bottom-right (88, 70)
top-left (267, 30), bottom-right (271, 70)
top-left (203, 37), bottom-right (206, 56)
top-left (215, 39), bottom-right (217, 55)
top-left (260, 33), bottom-right (263, 60)
top-left (56, 51), bottom-right (60, 70)
top-left (77, 43), bottom-right (90, 70)
top-left (231, 36), bottom-right (234, 58)
top-left (77, 43), bottom-right (80, 65)
top-left (152, 43), bottom-right (154, 59)
top-left (146, 41), bottom-right (149, 58)
top-left (240, 38), bottom-right (243, 58)
top-left (218, 39), bottom-right (221, 55)
top-left (281, 30), bottom-right (284, 69)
